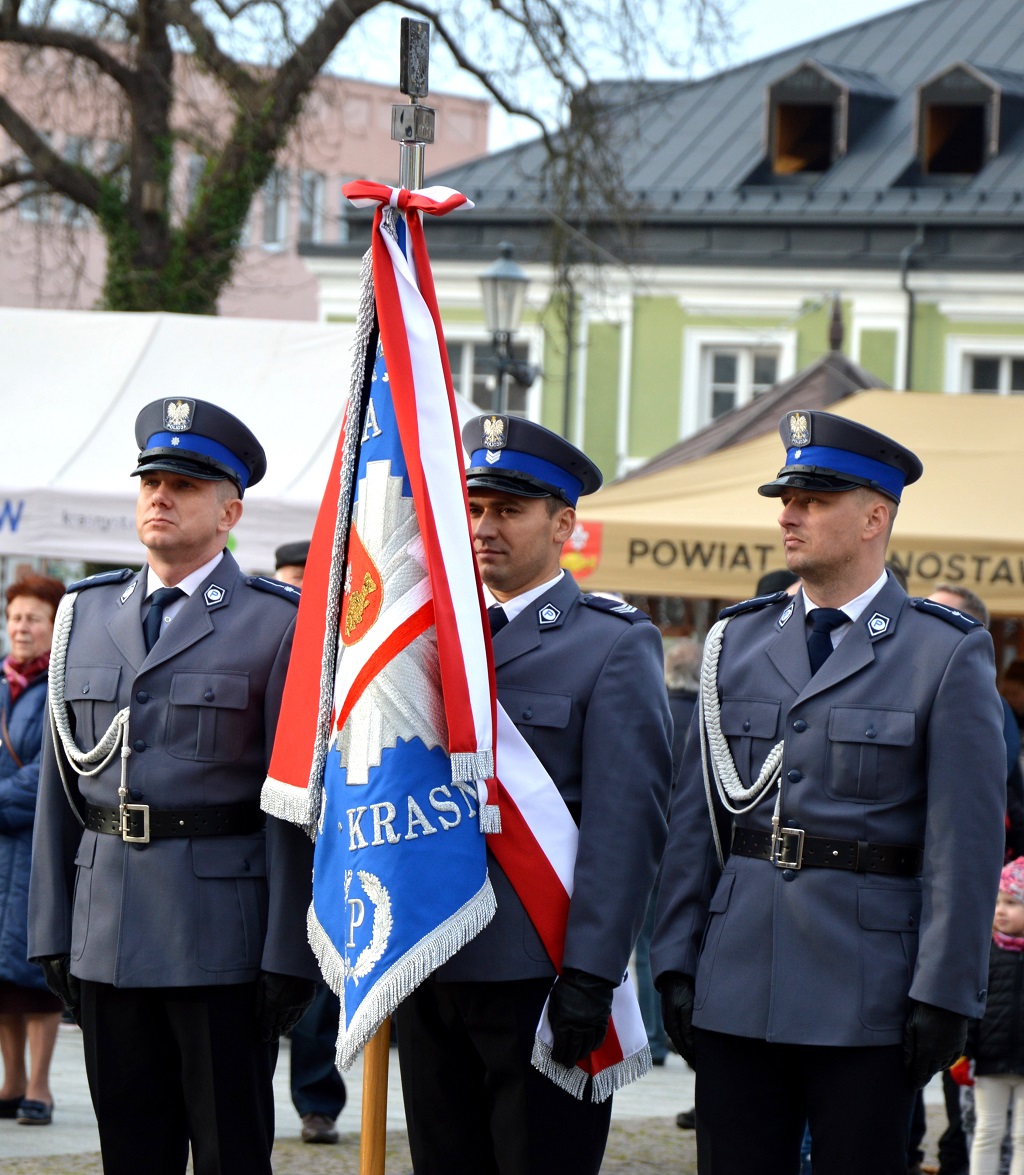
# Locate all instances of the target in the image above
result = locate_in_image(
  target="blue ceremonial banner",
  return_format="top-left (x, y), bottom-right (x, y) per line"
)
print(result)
top-left (262, 185), bottom-right (495, 1067)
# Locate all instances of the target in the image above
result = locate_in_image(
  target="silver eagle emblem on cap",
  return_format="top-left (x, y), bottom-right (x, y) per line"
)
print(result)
top-left (482, 415), bottom-right (507, 450)
top-left (787, 411), bottom-right (810, 448)
top-left (164, 399), bottom-right (194, 432)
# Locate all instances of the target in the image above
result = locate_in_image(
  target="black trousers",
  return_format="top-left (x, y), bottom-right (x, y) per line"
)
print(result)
top-left (79, 980), bottom-right (278, 1175)
top-left (394, 976), bottom-right (612, 1175)
top-left (693, 1027), bottom-right (915, 1175)
top-left (290, 981), bottom-right (346, 1119)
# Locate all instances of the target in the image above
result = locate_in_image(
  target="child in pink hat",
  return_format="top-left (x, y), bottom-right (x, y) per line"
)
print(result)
top-left (967, 858), bottom-right (1024, 1175)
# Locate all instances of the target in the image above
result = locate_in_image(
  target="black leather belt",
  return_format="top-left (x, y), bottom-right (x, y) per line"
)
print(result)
top-left (86, 802), bottom-right (265, 844)
top-left (731, 826), bottom-right (923, 877)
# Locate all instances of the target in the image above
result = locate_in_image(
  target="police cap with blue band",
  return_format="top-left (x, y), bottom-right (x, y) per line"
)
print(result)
top-left (132, 398), bottom-right (267, 496)
top-left (462, 414), bottom-right (602, 506)
top-left (757, 409), bottom-right (923, 504)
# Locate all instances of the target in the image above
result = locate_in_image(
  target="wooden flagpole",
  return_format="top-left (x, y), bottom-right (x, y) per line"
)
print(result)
top-left (358, 1017), bottom-right (392, 1175)
top-left (357, 19), bottom-right (434, 1175)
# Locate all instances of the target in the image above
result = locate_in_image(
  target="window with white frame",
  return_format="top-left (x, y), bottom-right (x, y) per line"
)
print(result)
top-left (703, 346), bottom-right (780, 419)
top-left (298, 170), bottom-right (324, 244)
top-left (186, 153), bottom-right (206, 212)
top-left (338, 175), bottom-right (358, 243)
top-left (446, 337), bottom-right (535, 417)
top-left (261, 168), bottom-right (289, 247)
top-left (964, 353), bottom-right (1024, 395)
top-left (681, 326), bottom-right (795, 437)
top-left (17, 132), bottom-right (53, 223)
top-left (60, 135), bottom-right (92, 225)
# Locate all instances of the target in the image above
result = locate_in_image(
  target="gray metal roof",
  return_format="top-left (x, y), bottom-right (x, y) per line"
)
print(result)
top-left (426, 0), bottom-right (1024, 229)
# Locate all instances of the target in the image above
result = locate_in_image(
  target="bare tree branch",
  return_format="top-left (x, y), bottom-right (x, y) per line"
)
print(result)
top-left (0, 25), bottom-right (137, 94)
top-left (165, 0), bottom-right (258, 101)
top-left (395, 0), bottom-right (552, 148)
top-left (0, 93), bottom-right (103, 209)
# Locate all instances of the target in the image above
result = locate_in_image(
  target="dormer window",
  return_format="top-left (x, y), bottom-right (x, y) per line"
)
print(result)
top-left (914, 64), bottom-right (1024, 176)
top-left (744, 61), bottom-right (895, 184)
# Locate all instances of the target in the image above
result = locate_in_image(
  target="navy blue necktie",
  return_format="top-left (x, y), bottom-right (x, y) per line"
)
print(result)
top-left (488, 605), bottom-right (508, 637)
top-left (806, 608), bottom-right (848, 675)
top-left (143, 587), bottom-right (185, 652)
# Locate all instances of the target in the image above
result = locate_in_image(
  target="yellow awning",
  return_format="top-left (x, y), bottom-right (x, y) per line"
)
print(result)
top-left (566, 390), bottom-right (1024, 613)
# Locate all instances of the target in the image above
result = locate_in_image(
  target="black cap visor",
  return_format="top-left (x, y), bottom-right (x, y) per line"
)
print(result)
top-left (465, 467), bottom-right (569, 502)
top-left (132, 451), bottom-right (241, 491)
top-left (758, 464), bottom-right (897, 501)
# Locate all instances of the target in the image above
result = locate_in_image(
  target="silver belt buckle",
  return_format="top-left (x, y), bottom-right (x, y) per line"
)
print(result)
top-left (771, 825), bottom-right (804, 869)
top-left (122, 803), bottom-right (151, 844)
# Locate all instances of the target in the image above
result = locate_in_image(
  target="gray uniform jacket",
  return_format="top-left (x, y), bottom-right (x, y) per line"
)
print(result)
top-left (439, 573), bottom-right (673, 986)
top-left (651, 574), bottom-right (1006, 1047)
top-left (28, 552), bottom-right (319, 988)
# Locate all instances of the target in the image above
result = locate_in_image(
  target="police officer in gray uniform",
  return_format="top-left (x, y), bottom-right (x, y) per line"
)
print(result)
top-left (394, 415), bottom-right (673, 1175)
top-left (28, 399), bottom-right (319, 1175)
top-left (652, 410), bottom-right (1007, 1175)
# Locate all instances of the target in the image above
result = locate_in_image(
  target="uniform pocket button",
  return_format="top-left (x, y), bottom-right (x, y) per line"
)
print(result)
top-left (782, 869), bottom-right (797, 882)
top-left (792, 720), bottom-right (807, 733)
top-left (132, 739), bottom-right (146, 753)
top-left (787, 769), bottom-right (803, 783)
top-left (81, 683), bottom-right (90, 695)
top-left (522, 709), bottom-right (533, 720)
top-left (204, 690), bottom-right (215, 702)
top-left (742, 720), bottom-right (751, 732)
top-left (136, 691), bottom-right (149, 704)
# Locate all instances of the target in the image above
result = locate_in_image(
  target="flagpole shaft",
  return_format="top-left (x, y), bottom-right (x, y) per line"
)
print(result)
top-left (359, 1017), bottom-right (392, 1175)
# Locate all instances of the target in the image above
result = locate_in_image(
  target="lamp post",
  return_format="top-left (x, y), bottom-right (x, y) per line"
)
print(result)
top-left (479, 242), bottom-right (535, 414)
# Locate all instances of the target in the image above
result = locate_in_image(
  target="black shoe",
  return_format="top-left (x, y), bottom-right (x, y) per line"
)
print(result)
top-left (301, 1113), bottom-right (339, 1144)
top-left (676, 1108), bottom-right (696, 1129)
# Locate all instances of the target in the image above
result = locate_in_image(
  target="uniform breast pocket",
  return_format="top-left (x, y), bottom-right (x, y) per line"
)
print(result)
top-left (191, 834), bottom-right (268, 972)
top-left (719, 698), bottom-right (781, 786)
top-left (65, 666), bottom-right (122, 747)
top-left (166, 672), bottom-right (250, 763)
top-left (497, 686), bottom-right (571, 755)
top-left (826, 707), bottom-right (915, 803)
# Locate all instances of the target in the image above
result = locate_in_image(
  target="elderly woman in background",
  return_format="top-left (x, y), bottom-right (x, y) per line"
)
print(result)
top-left (0, 574), bottom-right (65, 1126)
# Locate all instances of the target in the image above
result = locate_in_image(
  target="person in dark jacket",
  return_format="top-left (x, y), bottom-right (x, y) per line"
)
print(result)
top-left (967, 857), bottom-right (1024, 1175)
top-left (0, 574), bottom-right (65, 1126)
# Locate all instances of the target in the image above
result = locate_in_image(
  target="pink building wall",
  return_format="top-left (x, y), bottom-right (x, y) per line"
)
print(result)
top-left (0, 47), bottom-right (489, 319)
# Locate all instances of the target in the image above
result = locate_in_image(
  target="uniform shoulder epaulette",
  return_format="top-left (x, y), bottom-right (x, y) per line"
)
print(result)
top-left (578, 594), bottom-right (652, 623)
top-left (66, 568), bottom-right (134, 593)
top-left (718, 590), bottom-right (789, 620)
top-left (908, 597), bottom-right (981, 633)
top-left (245, 575), bottom-right (301, 604)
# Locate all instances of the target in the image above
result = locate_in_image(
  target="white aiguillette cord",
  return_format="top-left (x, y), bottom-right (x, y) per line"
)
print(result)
top-left (47, 591), bottom-right (132, 829)
top-left (698, 616), bottom-right (785, 870)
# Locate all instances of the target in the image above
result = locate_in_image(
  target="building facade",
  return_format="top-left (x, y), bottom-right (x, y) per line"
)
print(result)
top-left (0, 46), bottom-right (489, 319)
top-left (306, 0), bottom-right (1024, 481)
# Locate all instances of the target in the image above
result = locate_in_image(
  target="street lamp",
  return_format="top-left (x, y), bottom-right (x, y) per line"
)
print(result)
top-left (478, 242), bottom-right (536, 414)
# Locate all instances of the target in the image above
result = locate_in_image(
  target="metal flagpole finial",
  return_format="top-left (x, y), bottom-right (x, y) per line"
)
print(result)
top-left (393, 18), bottom-right (435, 192)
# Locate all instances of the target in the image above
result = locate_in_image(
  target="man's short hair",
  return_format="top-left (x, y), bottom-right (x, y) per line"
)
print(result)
top-left (665, 637), bottom-right (703, 693)
top-left (933, 584), bottom-right (990, 629)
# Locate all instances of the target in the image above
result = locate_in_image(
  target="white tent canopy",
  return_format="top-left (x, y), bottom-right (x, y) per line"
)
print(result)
top-left (0, 307), bottom-right (473, 574)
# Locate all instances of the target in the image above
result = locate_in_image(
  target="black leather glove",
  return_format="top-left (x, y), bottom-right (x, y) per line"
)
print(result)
top-left (38, 954), bottom-right (81, 1021)
top-left (902, 1000), bottom-right (968, 1089)
top-left (254, 972), bottom-right (317, 1043)
top-left (547, 967), bottom-right (615, 1067)
top-left (659, 972), bottom-right (696, 1070)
